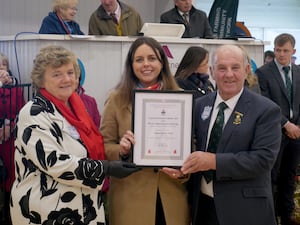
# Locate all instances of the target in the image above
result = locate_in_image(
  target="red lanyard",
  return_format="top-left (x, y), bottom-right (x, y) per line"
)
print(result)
top-left (56, 13), bottom-right (71, 34)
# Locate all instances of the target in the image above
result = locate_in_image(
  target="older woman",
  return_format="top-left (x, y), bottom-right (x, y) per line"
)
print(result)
top-left (39, 0), bottom-right (84, 34)
top-left (100, 36), bottom-right (190, 225)
top-left (10, 45), bottom-right (138, 225)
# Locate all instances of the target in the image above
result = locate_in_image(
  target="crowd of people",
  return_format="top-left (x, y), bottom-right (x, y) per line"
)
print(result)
top-left (1, 0), bottom-right (300, 225)
top-left (38, 0), bottom-right (213, 38)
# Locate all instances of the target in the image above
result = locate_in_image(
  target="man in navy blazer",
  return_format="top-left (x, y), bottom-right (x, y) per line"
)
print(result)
top-left (181, 45), bottom-right (281, 225)
top-left (256, 33), bottom-right (300, 225)
top-left (160, 0), bottom-right (213, 38)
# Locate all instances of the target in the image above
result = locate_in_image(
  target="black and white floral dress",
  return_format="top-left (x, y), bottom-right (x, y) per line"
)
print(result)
top-left (10, 94), bottom-right (106, 225)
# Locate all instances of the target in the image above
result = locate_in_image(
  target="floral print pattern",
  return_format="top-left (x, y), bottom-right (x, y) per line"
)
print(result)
top-left (10, 93), bottom-right (106, 225)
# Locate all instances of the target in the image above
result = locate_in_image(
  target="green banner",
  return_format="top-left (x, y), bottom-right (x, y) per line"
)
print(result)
top-left (208, 0), bottom-right (239, 39)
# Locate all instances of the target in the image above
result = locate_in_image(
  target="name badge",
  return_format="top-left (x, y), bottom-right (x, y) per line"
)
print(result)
top-left (201, 106), bottom-right (212, 121)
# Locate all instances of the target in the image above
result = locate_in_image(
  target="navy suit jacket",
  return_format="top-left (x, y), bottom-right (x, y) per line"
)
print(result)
top-left (189, 88), bottom-right (281, 225)
top-left (160, 6), bottom-right (213, 38)
top-left (256, 61), bottom-right (300, 127)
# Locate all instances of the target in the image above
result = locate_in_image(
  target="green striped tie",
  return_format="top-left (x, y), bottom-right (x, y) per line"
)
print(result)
top-left (203, 102), bottom-right (228, 183)
top-left (283, 66), bottom-right (292, 105)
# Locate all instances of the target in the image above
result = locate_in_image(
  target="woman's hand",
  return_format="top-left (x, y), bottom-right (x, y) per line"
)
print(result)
top-left (0, 70), bottom-right (13, 86)
top-left (0, 125), bottom-right (11, 142)
top-left (119, 130), bottom-right (135, 157)
top-left (161, 167), bottom-right (185, 179)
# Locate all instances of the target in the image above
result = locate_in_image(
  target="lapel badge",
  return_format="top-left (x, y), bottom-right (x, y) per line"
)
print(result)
top-left (201, 106), bottom-right (212, 120)
top-left (233, 111), bottom-right (243, 125)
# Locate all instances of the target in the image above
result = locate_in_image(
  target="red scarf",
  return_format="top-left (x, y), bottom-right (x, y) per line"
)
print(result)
top-left (40, 89), bottom-right (105, 160)
top-left (138, 83), bottom-right (161, 90)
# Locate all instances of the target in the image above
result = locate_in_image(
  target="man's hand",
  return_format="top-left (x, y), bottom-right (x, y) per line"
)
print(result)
top-left (181, 151), bottom-right (216, 174)
top-left (284, 121), bottom-right (300, 139)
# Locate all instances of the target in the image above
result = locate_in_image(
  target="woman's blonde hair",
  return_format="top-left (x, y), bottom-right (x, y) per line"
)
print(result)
top-left (0, 53), bottom-right (9, 71)
top-left (52, 0), bottom-right (78, 12)
top-left (31, 45), bottom-right (80, 89)
top-left (237, 45), bottom-right (258, 88)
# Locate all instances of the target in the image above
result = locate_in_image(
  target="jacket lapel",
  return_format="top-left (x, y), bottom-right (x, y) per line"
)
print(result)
top-left (199, 93), bottom-right (216, 151)
top-left (271, 62), bottom-right (291, 102)
top-left (291, 64), bottom-right (300, 104)
top-left (218, 89), bottom-right (251, 153)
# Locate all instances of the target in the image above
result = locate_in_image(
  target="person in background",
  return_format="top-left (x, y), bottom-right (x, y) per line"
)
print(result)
top-left (160, 0), bottom-right (213, 38)
top-left (175, 46), bottom-right (214, 99)
top-left (100, 36), bottom-right (190, 225)
top-left (76, 59), bottom-right (101, 128)
top-left (238, 46), bottom-right (260, 94)
top-left (39, 0), bottom-right (84, 35)
top-left (181, 44), bottom-right (281, 225)
top-left (291, 55), bottom-right (297, 64)
top-left (0, 53), bottom-right (24, 225)
top-left (9, 45), bottom-right (139, 225)
top-left (88, 0), bottom-right (143, 36)
top-left (256, 33), bottom-right (300, 225)
top-left (245, 67), bottom-right (260, 93)
top-left (264, 50), bottom-right (275, 64)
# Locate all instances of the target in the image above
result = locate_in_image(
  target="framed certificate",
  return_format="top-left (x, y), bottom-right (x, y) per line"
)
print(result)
top-left (132, 90), bottom-right (194, 167)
